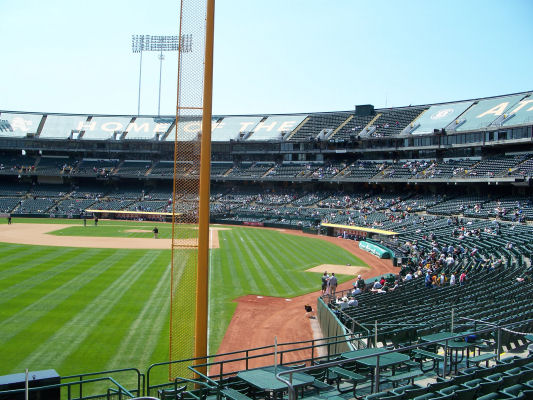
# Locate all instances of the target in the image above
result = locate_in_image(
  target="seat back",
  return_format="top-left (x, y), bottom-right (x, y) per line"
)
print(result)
top-left (158, 385), bottom-right (187, 400)
top-left (451, 385), bottom-right (477, 400)
top-left (477, 378), bottom-right (502, 396)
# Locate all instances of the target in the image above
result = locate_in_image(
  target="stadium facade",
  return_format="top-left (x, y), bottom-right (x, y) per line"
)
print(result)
top-left (0, 91), bottom-right (531, 224)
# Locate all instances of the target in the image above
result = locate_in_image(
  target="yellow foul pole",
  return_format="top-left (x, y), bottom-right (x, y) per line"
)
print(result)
top-left (195, 0), bottom-right (215, 375)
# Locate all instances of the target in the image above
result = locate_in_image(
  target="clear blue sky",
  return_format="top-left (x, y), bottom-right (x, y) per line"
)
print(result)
top-left (1, 0), bottom-right (532, 116)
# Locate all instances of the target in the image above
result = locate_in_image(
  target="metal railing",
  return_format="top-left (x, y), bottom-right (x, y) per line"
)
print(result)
top-left (277, 318), bottom-right (533, 400)
top-left (0, 376), bottom-right (134, 400)
top-left (62, 368), bottom-right (144, 399)
top-left (146, 333), bottom-right (351, 396)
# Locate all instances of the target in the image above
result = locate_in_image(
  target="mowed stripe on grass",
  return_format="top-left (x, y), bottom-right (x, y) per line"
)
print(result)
top-left (207, 227), bottom-right (366, 354)
top-left (14, 250), bottom-right (163, 372)
top-left (0, 243), bottom-right (172, 376)
top-left (0, 221), bottom-right (367, 378)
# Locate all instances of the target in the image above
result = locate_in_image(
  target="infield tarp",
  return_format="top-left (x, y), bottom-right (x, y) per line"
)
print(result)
top-left (410, 101), bottom-right (473, 135)
top-left (455, 94), bottom-right (524, 132)
top-left (0, 112), bottom-right (43, 138)
top-left (502, 95), bottom-right (533, 127)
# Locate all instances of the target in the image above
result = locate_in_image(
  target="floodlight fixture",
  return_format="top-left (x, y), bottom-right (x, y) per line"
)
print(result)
top-left (131, 34), bottom-right (192, 116)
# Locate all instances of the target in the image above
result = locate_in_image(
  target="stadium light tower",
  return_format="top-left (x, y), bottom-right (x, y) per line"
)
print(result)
top-left (132, 34), bottom-right (192, 116)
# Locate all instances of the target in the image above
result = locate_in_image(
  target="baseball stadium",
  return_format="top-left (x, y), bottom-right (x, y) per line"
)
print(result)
top-left (1, 1), bottom-right (533, 400)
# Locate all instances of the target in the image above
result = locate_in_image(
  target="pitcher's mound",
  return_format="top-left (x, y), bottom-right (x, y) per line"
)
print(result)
top-left (307, 264), bottom-right (368, 275)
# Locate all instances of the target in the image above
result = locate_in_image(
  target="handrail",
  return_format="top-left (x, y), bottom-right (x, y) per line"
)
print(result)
top-left (62, 367), bottom-right (144, 398)
top-left (277, 318), bottom-right (533, 400)
top-left (0, 376), bottom-right (134, 400)
top-left (186, 366), bottom-right (220, 387)
top-left (146, 332), bottom-right (351, 395)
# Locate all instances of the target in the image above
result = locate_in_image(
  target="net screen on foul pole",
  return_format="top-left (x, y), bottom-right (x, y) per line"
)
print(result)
top-left (170, 0), bottom-right (214, 380)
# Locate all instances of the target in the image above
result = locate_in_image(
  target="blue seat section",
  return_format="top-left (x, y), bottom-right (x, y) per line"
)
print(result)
top-left (79, 116), bottom-right (133, 140)
top-left (211, 116), bottom-right (262, 141)
top-left (410, 101), bottom-right (473, 135)
top-left (247, 115), bottom-right (306, 141)
top-left (370, 106), bottom-right (428, 137)
top-left (288, 112), bottom-right (350, 141)
top-left (502, 93), bottom-right (533, 127)
top-left (39, 114), bottom-right (91, 139)
top-left (0, 112), bottom-right (44, 138)
top-left (455, 94), bottom-right (524, 132)
top-left (125, 117), bottom-right (174, 140)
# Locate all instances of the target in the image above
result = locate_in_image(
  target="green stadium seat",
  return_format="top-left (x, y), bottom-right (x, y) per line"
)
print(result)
top-left (158, 385), bottom-right (187, 400)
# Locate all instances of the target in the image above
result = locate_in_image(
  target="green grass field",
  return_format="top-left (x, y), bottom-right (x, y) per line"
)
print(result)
top-left (0, 218), bottom-right (367, 385)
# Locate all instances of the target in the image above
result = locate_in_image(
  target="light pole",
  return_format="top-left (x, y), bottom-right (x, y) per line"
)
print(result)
top-left (132, 34), bottom-right (191, 116)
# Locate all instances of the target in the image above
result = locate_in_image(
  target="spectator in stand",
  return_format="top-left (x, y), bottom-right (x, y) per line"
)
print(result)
top-left (351, 283), bottom-right (362, 296)
top-left (356, 275), bottom-right (366, 291)
top-left (459, 271), bottom-right (467, 286)
top-left (337, 296), bottom-right (349, 310)
top-left (425, 272), bottom-right (432, 288)
top-left (450, 272), bottom-right (456, 286)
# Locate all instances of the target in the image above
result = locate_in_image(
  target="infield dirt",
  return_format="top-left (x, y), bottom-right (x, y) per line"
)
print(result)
top-left (0, 223), bottom-right (221, 249)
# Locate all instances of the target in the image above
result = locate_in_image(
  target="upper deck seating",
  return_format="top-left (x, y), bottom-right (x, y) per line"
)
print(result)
top-left (370, 107), bottom-right (428, 137)
top-left (35, 157), bottom-right (70, 175)
top-left (72, 159), bottom-right (118, 176)
top-left (331, 115), bottom-right (374, 141)
top-left (115, 161), bottom-right (152, 176)
top-left (149, 161), bottom-right (176, 177)
top-left (0, 155), bottom-right (36, 174)
top-left (211, 163), bottom-right (233, 177)
top-left (288, 112), bottom-right (350, 142)
top-left (462, 156), bottom-right (526, 178)
top-left (264, 164), bottom-right (308, 179)
top-left (30, 184), bottom-right (70, 198)
top-left (226, 163), bottom-right (274, 179)
top-left (416, 159), bottom-right (478, 180)
top-left (339, 161), bottom-right (388, 180)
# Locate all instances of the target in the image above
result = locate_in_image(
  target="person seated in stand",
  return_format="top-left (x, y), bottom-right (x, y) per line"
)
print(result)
top-left (347, 296), bottom-right (358, 307)
top-left (378, 282), bottom-right (390, 293)
top-left (337, 296), bottom-right (350, 310)
top-left (351, 283), bottom-right (362, 296)
top-left (372, 279), bottom-right (382, 290)
top-left (355, 274), bottom-right (366, 291)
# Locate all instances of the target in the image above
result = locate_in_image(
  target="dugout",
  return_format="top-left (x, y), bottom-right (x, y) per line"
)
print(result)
top-left (320, 222), bottom-right (398, 241)
top-left (85, 209), bottom-right (176, 222)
